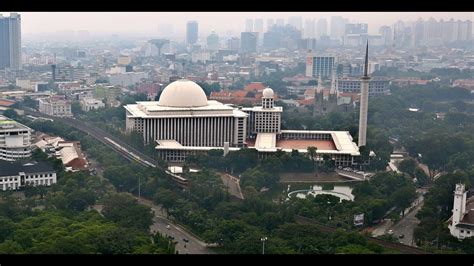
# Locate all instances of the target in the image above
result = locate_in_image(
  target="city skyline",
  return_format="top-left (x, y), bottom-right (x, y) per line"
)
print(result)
top-left (3, 12), bottom-right (472, 38)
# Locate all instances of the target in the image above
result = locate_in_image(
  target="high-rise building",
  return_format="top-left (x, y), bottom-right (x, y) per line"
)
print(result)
top-left (254, 19), bottom-right (264, 46)
top-left (288, 16), bottom-right (302, 31)
top-left (254, 19), bottom-right (264, 33)
top-left (240, 32), bottom-right (258, 53)
top-left (316, 19), bottom-right (328, 39)
top-left (379, 26), bottom-right (393, 46)
top-left (358, 42), bottom-right (370, 147)
top-left (245, 19), bottom-right (254, 32)
top-left (304, 19), bottom-right (316, 39)
top-left (305, 54), bottom-right (337, 80)
top-left (330, 16), bottom-right (346, 42)
top-left (227, 37), bottom-right (240, 50)
top-left (267, 19), bottom-right (275, 31)
top-left (207, 31), bottom-right (219, 50)
top-left (0, 13), bottom-right (21, 71)
top-left (186, 21), bottom-right (198, 45)
top-left (276, 18), bottom-right (285, 27)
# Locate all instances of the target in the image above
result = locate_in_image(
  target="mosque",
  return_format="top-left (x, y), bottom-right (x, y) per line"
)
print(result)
top-left (125, 79), bottom-right (359, 165)
top-left (124, 43), bottom-right (371, 165)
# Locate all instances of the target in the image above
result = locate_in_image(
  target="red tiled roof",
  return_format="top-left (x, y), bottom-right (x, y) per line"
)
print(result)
top-left (244, 82), bottom-right (266, 92)
top-left (0, 99), bottom-right (16, 107)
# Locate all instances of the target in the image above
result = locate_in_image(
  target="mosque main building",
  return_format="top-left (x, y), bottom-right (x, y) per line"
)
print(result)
top-left (124, 79), bottom-right (360, 165)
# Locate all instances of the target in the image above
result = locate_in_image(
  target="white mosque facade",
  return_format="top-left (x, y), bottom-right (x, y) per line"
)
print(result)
top-left (125, 79), bottom-right (360, 165)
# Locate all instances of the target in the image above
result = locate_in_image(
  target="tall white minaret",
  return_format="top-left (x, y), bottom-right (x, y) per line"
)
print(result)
top-left (358, 41), bottom-right (370, 147)
top-left (452, 184), bottom-right (467, 227)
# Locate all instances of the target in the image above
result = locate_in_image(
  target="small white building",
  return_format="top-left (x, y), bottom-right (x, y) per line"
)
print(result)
top-left (448, 184), bottom-right (474, 240)
top-left (0, 161), bottom-right (57, 191)
top-left (80, 98), bottom-right (105, 112)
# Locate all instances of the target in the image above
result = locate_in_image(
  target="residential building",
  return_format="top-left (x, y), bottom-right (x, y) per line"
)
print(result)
top-left (305, 55), bottom-right (337, 80)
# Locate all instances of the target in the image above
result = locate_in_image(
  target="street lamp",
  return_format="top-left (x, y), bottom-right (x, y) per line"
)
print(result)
top-left (261, 237), bottom-right (267, 255)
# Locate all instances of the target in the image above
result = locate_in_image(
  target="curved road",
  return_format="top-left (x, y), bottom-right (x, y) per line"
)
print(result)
top-left (23, 108), bottom-right (214, 254)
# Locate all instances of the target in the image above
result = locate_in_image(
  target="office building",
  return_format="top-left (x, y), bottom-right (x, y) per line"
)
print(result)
top-left (267, 19), bottom-right (275, 31)
top-left (254, 19), bottom-right (264, 33)
top-left (186, 21), bottom-right (198, 45)
top-left (330, 16), bottom-right (346, 42)
top-left (0, 161), bottom-right (56, 191)
top-left (0, 13), bottom-right (21, 70)
top-left (240, 32), bottom-right (258, 53)
top-left (276, 18), bottom-right (285, 27)
top-left (227, 37), bottom-right (240, 50)
top-left (305, 55), bottom-right (337, 80)
top-left (0, 115), bottom-right (32, 162)
top-left (304, 19), bottom-right (316, 39)
top-left (206, 31), bottom-right (220, 51)
top-left (288, 16), bottom-right (303, 31)
top-left (245, 19), bottom-right (253, 32)
top-left (316, 19), bottom-right (328, 39)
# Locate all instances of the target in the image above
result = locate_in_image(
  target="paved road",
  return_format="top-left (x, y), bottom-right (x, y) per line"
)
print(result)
top-left (137, 197), bottom-right (215, 254)
top-left (218, 172), bottom-right (244, 199)
top-left (387, 188), bottom-right (427, 246)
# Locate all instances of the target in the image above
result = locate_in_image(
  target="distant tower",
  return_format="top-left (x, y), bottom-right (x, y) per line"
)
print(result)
top-left (51, 64), bottom-right (56, 82)
top-left (451, 184), bottom-right (467, 229)
top-left (358, 41), bottom-right (370, 147)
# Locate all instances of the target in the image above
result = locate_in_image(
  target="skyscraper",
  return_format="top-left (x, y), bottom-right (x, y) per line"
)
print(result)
top-left (254, 19), bottom-right (264, 33)
top-left (304, 19), bottom-right (315, 39)
top-left (207, 31), bottom-right (219, 51)
top-left (288, 16), bottom-right (302, 31)
top-left (379, 26), bottom-right (393, 46)
top-left (316, 18), bottom-right (328, 39)
top-left (276, 18), bottom-right (285, 27)
top-left (245, 19), bottom-right (254, 32)
top-left (186, 21), bottom-right (198, 45)
top-left (0, 13), bottom-right (21, 71)
top-left (267, 19), bottom-right (275, 31)
top-left (358, 42), bottom-right (370, 147)
top-left (330, 16), bottom-right (346, 42)
top-left (240, 32), bottom-right (258, 53)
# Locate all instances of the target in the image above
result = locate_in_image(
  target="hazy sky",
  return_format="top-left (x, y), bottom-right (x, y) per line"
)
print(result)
top-left (4, 12), bottom-right (473, 37)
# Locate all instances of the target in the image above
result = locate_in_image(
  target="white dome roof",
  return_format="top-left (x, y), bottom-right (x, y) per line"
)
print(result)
top-left (158, 79), bottom-right (208, 107)
top-left (262, 88), bottom-right (274, 98)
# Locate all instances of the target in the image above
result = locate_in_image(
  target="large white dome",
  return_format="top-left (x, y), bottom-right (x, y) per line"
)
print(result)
top-left (158, 79), bottom-right (208, 107)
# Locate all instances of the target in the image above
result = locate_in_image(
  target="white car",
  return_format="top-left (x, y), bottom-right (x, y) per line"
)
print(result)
top-left (166, 225), bottom-right (171, 230)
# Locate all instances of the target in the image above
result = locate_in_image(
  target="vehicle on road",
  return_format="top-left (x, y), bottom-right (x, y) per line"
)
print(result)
top-left (183, 238), bottom-right (189, 243)
top-left (388, 230), bottom-right (394, 235)
top-left (399, 234), bottom-right (405, 239)
top-left (166, 225), bottom-right (171, 229)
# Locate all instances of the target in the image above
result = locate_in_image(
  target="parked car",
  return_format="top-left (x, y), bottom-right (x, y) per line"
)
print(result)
top-left (388, 230), bottom-right (394, 235)
top-left (399, 234), bottom-right (405, 239)
top-left (166, 225), bottom-right (171, 230)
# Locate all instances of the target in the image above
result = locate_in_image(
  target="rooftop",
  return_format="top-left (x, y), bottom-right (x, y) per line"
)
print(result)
top-left (0, 161), bottom-right (55, 177)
